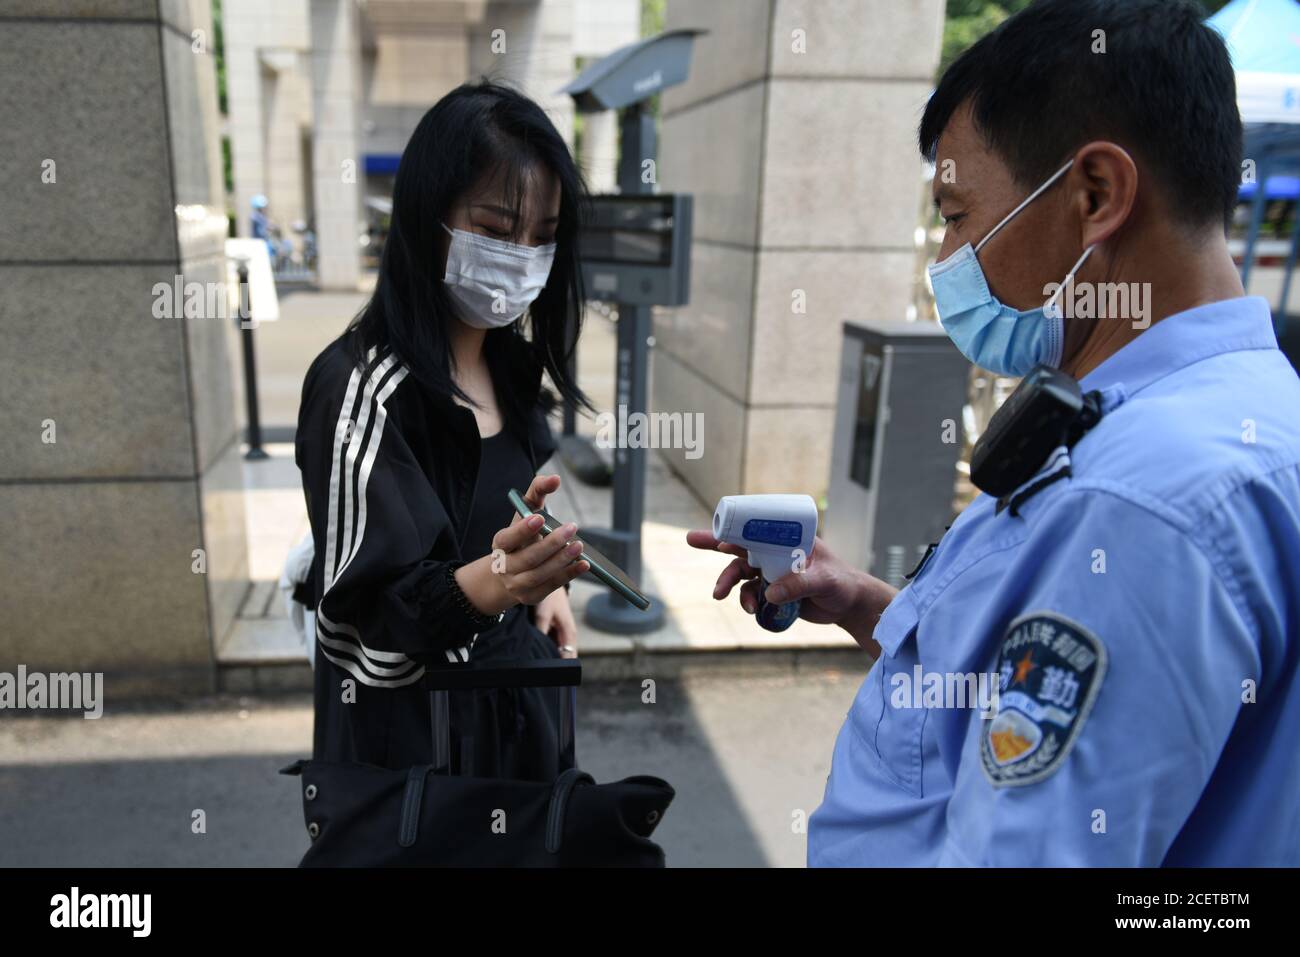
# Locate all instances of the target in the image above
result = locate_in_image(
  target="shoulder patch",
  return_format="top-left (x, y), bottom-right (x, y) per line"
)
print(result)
top-left (980, 611), bottom-right (1107, 788)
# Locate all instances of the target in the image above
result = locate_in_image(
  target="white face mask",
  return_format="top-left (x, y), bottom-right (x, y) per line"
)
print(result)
top-left (441, 223), bottom-right (556, 329)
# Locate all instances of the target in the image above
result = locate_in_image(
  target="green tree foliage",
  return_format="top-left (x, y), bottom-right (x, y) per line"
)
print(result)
top-left (940, 0), bottom-right (1034, 73)
top-left (640, 0), bottom-right (667, 119)
top-left (642, 0), bottom-right (665, 38)
top-left (212, 0), bottom-right (226, 115)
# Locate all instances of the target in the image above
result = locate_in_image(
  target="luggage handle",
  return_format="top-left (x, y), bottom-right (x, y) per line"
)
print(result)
top-left (421, 656), bottom-right (581, 690)
top-left (423, 658), bottom-right (580, 774)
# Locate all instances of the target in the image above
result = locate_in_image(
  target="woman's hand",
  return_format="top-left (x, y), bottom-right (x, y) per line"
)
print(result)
top-left (534, 588), bottom-right (579, 657)
top-left (454, 474), bottom-right (589, 616)
top-left (684, 530), bottom-right (897, 656)
top-left (495, 473), bottom-right (590, 606)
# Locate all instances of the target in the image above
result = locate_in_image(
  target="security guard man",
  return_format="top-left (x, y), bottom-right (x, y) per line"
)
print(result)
top-left (690, 0), bottom-right (1300, 865)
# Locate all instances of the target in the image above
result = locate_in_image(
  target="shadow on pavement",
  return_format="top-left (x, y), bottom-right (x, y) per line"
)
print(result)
top-left (0, 666), bottom-right (860, 867)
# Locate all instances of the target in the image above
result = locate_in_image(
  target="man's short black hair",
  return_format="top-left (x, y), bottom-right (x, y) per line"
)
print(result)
top-left (920, 0), bottom-right (1243, 230)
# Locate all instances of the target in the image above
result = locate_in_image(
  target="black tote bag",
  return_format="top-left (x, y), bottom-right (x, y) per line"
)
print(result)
top-left (281, 658), bottom-right (674, 867)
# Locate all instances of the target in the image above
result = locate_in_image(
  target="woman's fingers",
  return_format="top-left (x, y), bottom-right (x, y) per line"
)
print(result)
top-left (516, 532), bottom-right (585, 590)
top-left (523, 556), bottom-right (589, 604)
top-left (493, 512), bottom-right (546, 554)
top-left (555, 615), bottom-right (578, 648)
top-left (555, 627), bottom-right (579, 657)
top-left (523, 473), bottom-right (561, 511)
top-left (542, 593), bottom-right (580, 653)
top-left (512, 521), bottom-right (577, 573)
top-left (491, 499), bottom-right (592, 602)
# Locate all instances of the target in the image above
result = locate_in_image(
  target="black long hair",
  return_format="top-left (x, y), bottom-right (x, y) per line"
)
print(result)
top-left (347, 79), bottom-right (593, 435)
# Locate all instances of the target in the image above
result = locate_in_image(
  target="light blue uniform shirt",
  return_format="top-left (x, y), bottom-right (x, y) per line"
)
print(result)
top-left (808, 296), bottom-right (1300, 866)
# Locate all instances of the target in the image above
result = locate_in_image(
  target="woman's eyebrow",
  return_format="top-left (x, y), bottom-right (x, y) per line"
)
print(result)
top-left (471, 204), bottom-right (558, 224)
top-left (472, 203), bottom-right (517, 218)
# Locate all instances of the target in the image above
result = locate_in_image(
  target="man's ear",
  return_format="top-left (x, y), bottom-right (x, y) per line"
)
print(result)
top-left (1069, 141), bottom-right (1138, 249)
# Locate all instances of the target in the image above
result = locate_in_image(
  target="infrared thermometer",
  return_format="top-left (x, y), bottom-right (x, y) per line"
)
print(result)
top-left (712, 494), bottom-right (818, 632)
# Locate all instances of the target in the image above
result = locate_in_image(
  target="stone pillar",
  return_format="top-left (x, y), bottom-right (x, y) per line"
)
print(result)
top-left (579, 107), bottom-right (618, 194)
top-left (473, 0), bottom-right (576, 149)
top-left (310, 0), bottom-right (364, 290)
top-left (222, 0), bottom-right (311, 238)
top-left (0, 0), bottom-right (248, 695)
top-left (655, 0), bottom-right (945, 505)
top-left (263, 51), bottom-right (310, 229)
top-left (223, 9), bottom-right (268, 239)
top-left (571, 0), bottom-right (637, 198)
top-left (362, 31), bottom-right (470, 159)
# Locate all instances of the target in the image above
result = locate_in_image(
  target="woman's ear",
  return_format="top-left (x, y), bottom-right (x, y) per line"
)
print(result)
top-left (1071, 141), bottom-right (1138, 249)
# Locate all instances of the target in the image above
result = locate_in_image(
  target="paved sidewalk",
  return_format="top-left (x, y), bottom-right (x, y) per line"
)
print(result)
top-left (220, 288), bottom-right (858, 676)
top-left (0, 671), bottom-right (861, 867)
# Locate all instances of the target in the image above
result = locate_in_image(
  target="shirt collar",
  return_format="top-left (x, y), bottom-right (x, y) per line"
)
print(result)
top-left (1079, 295), bottom-right (1279, 397)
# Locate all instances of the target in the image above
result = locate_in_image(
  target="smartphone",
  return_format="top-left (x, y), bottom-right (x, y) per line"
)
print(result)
top-left (507, 488), bottom-right (651, 611)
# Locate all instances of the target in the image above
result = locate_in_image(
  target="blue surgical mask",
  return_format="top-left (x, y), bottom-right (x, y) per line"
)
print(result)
top-left (928, 159), bottom-right (1095, 377)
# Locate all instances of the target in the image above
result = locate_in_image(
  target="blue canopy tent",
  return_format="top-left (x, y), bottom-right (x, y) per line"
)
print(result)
top-left (1210, 0), bottom-right (1300, 339)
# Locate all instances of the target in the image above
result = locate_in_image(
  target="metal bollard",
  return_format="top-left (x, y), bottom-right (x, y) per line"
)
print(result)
top-left (235, 259), bottom-right (268, 461)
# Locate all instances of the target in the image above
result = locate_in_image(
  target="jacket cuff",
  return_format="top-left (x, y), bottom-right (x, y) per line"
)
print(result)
top-left (384, 559), bottom-right (495, 653)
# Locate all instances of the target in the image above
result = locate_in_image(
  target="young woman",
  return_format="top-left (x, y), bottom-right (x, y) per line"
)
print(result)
top-left (295, 81), bottom-right (593, 780)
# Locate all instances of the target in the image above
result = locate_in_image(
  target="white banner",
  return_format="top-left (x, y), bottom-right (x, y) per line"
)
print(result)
top-left (1238, 71), bottom-right (1300, 125)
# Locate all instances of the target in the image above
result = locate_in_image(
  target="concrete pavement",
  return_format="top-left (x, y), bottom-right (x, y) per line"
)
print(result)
top-left (0, 669), bottom-right (865, 867)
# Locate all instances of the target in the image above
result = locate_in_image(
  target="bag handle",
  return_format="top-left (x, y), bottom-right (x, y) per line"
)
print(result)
top-left (545, 767), bottom-right (594, 854)
top-left (398, 765), bottom-right (434, 848)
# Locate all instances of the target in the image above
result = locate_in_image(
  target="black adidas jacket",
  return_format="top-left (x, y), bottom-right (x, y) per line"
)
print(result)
top-left (295, 333), bottom-right (560, 770)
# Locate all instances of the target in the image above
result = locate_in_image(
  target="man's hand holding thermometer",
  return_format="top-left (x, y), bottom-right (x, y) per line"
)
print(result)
top-left (687, 493), bottom-right (899, 656)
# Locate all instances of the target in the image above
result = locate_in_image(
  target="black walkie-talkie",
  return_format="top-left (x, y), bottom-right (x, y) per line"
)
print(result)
top-left (970, 365), bottom-right (1103, 500)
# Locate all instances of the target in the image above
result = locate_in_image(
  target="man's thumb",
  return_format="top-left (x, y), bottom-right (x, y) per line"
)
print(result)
top-left (765, 567), bottom-right (817, 604)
